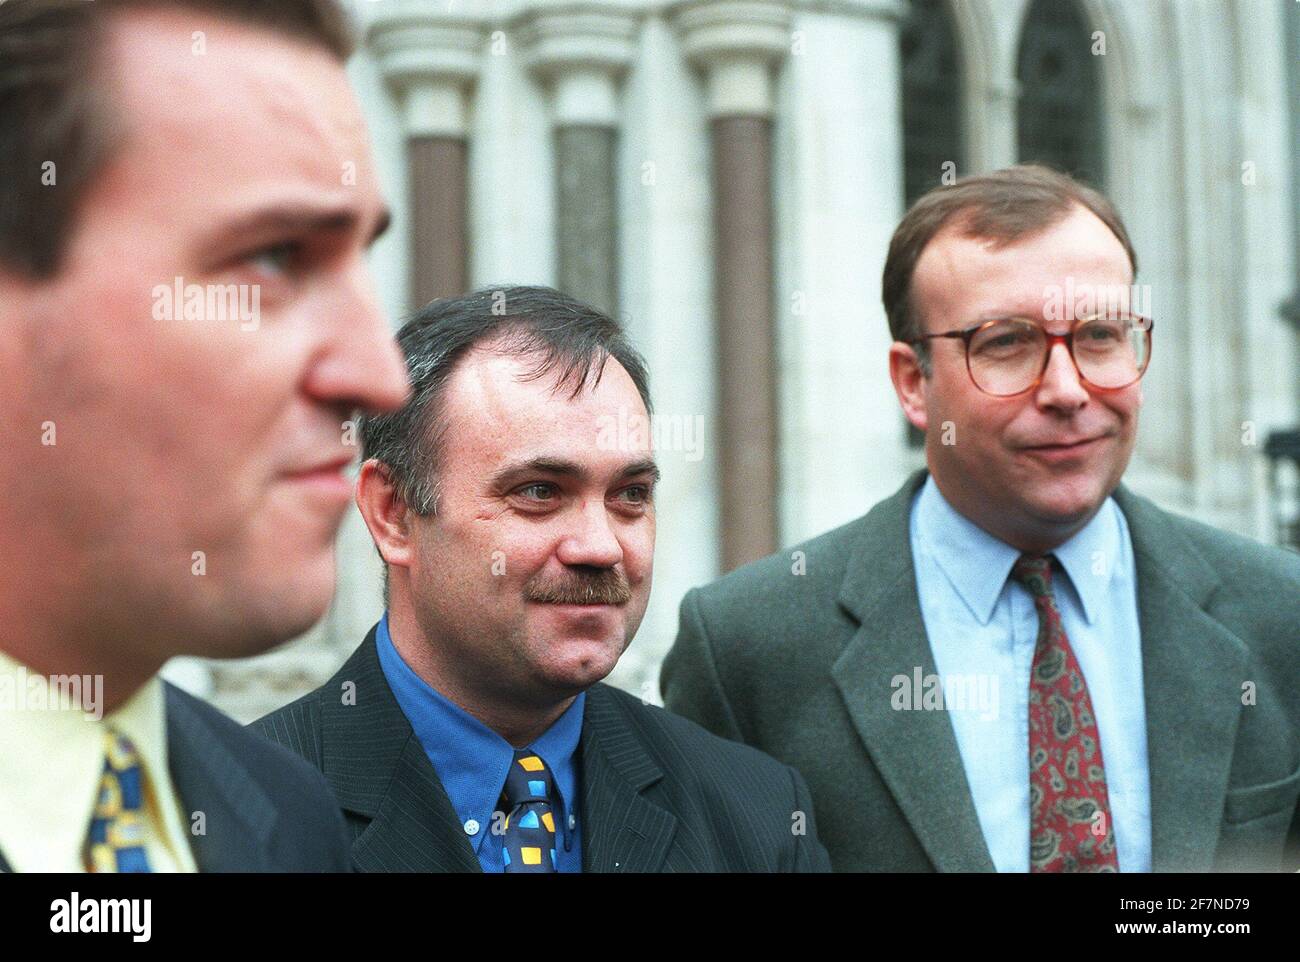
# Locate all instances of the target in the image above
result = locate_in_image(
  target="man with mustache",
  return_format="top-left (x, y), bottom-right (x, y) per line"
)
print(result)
top-left (664, 165), bottom-right (1300, 872)
top-left (255, 286), bottom-right (830, 873)
top-left (0, 0), bottom-right (407, 871)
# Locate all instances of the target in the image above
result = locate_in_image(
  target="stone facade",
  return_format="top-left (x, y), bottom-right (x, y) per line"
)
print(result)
top-left (166, 0), bottom-right (1298, 723)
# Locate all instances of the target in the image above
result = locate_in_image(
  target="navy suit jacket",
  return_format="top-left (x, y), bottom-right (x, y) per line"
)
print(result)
top-left (253, 628), bottom-right (831, 872)
top-left (0, 684), bottom-right (352, 872)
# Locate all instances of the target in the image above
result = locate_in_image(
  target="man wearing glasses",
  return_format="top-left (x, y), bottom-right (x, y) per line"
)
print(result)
top-left (663, 164), bottom-right (1300, 872)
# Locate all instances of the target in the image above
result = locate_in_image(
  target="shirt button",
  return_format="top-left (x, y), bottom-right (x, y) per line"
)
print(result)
top-left (463, 819), bottom-right (480, 836)
top-left (568, 814), bottom-right (577, 830)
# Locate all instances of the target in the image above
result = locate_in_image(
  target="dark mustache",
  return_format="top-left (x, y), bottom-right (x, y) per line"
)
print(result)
top-left (524, 567), bottom-right (631, 605)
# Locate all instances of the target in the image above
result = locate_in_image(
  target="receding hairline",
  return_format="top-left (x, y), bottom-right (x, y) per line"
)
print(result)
top-left (909, 201), bottom-right (1136, 327)
top-left (97, 3), bottom-right (355, 128)
top-left (944, 198), bottom-right (1130, 256)
top-left (99, 0), bottom-right (353, 55)
top-left (444, 334), bottom-right (644, 416)
top-left (64, 2), bottom-right (359, 208)
top-left (76, 4), bottom-right (374, 249)
top-left (409, 338), bottom-right (650, 501)
top-left (0, 0), bottom-right (356, 278)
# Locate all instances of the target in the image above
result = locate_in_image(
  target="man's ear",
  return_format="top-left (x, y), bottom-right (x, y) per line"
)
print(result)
top-left (888, 341), bottom-right (929, 435)
top-left (355, 459), bottom-right (416, 574)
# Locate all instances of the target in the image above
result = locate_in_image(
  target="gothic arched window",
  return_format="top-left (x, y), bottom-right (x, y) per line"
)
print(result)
top-left (900, 0), bottom-right (965, 447)
top-left (1016, 0), bottom-right (1104, 187)
top-left (900, 0), bottom-right (964, 207)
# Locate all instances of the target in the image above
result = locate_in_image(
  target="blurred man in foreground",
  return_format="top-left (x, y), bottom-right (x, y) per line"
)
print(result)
top-left (0, 0), bottom-right (408, 871)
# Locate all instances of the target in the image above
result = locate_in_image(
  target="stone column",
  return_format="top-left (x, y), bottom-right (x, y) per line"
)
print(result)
top-left (773, 0), bottom-right (909, 545)
top-left (369, 10), bottom-right (485, 308)
top-left (673, 0), bottom-right (790, 572)
top-left (517, 7), bottom-right (641, 316)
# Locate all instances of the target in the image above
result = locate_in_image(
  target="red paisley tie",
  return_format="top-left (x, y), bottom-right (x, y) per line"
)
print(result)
top-left (1011, 554), bottom-right (1120, 873)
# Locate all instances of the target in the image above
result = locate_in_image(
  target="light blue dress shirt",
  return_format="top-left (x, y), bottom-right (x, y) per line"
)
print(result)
top-left (908, 475), bottom-right (1152, 872)
top-left (376, 613), bottom-right (584, 872)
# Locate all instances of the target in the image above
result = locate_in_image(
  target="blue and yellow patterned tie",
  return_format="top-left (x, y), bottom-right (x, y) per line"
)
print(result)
top-left (498, 750), bottom-right (558, 873)
top-left (85, 729), bottom-right (152, 873)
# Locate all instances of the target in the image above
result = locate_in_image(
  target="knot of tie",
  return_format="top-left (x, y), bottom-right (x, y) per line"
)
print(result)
top-left (1010, 553), bottom-right (1056, 600)
top-left (86, 727), bottom-right (151, 873)
top-left (503, 750), bottom-right (554, 807)
top-left (499, 750), bottom-right (558, 873)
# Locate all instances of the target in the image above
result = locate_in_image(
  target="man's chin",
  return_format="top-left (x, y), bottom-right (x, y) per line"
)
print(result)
top-left (1023, 478), bottom-right (1111, 531)
top-left (537, 638), bottom-right (625, 693)
top-left (198, 613), bottom-right (328, 660)
top-left (192, 579), bottom-right (334, 659)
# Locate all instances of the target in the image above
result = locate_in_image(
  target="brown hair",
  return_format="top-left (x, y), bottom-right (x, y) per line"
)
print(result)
top-left (881, 164), bottom-right (1137, 368)
top-left (0, 0), bottom-right (355, 279)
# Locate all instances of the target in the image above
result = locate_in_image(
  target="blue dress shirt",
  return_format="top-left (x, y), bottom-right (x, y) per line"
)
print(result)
top-left (376, 613), bottom-right (584, 873)
top-left (908, 476), bottom-right (1152, 872)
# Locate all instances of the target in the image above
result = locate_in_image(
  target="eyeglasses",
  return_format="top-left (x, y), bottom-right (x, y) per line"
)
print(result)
top-left (907, 313), bottom-right (1154, 397)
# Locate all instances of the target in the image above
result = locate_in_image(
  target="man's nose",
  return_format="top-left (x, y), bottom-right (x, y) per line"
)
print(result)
top-left (305, 259), bottom-right (411, 415)
top-left (1034, 341), bottom-right (1090, 412)
top-left (555, 500), bottom-right (624, 570)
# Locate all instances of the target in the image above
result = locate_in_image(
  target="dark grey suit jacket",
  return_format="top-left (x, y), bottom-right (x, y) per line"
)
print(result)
top-left (0, 684), bottom-right (352, 872)
top-left (662, 470), bottom-right (1300, 872)
top-left (252, 628), bottom-right (831, 872)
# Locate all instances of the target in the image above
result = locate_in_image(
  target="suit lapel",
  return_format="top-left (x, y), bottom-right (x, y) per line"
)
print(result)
top-left (166, 684), bottom-right (279, 871)
top-left (321, 630), bottom-right (480, 873)
top-left (832, 470), bottom-right (996, 872)
top-left (580, 685), bottom-right (677, 873)
top-left (1114, 487), bottom-right (1247, 872)
top-left (831, 476), bottom-right (1248, 872)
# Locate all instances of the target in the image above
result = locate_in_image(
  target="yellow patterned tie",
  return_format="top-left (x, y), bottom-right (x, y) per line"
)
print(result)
top-left (84, 729), bottom-right (152, 873)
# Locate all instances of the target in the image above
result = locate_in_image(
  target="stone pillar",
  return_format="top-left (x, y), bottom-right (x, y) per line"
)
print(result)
top-left (604, 15), bottom-right (717, 701)
top-left (773, 0), bottom-right (909, 545)
top-left (981, 77), bottom-right (1021, 171)
top-left (517, 8), bottom-right (640, 316)
top-left (369, 11), bottom-right (485, 308)
top-left (1234, 0), bottom-right (1298, 541)
top-left (673, 0), bottom-right (790, 571)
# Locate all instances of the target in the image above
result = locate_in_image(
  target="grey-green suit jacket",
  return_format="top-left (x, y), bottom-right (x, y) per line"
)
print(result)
top-left (662, 470), bottom-right (1300, 872)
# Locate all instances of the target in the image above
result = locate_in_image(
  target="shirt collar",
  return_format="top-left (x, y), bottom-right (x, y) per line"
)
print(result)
top-left (913, 475), bottom-right (1123, 626)
top-left (913, 476), bottom-right (1021, 625)
top-left (0, 649), bottom-right (170, 872)
top-left (1051, 495), bottom-right (1126, 626)
top-left (375, 614), bottom-right (584, 831)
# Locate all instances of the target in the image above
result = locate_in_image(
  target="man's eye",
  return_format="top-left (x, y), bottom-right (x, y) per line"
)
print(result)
top-left (518, 483), bottom-right (557, 501)
top-left (247, 241), bottom-right (299, 275)
top-left (1083, 324), bottom-right (1121, 341)
top-left (617, 485), bottom-right (652, 505)
top-left (977, 331), bottom-right (1031, 354)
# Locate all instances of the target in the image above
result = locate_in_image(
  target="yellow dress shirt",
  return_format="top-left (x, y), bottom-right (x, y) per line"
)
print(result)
top-left (0, 650), bottom-right (198, 872)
